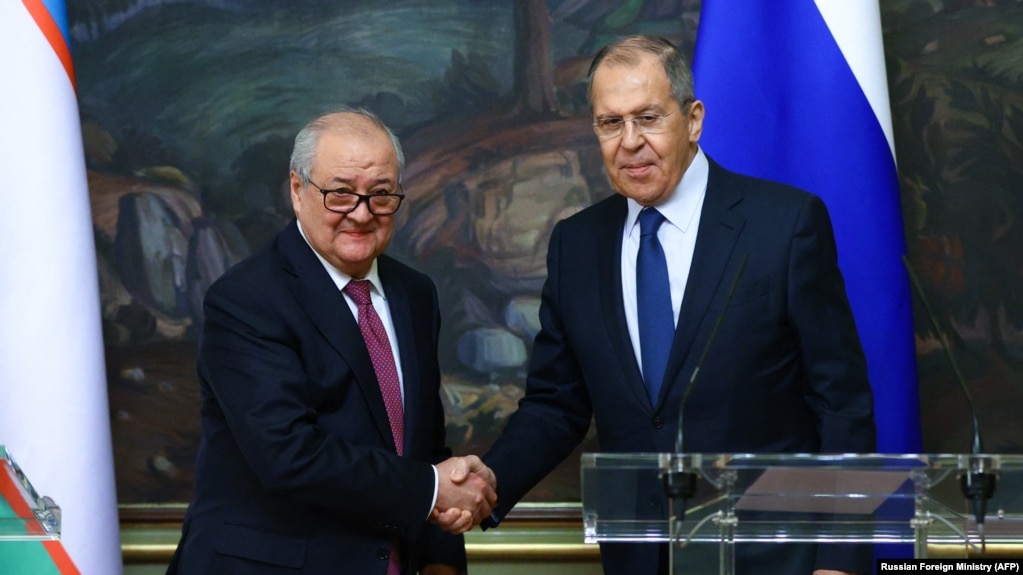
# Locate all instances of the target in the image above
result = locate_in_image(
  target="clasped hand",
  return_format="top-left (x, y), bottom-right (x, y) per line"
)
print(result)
top-left (431, 455), bottom-right (497, 534)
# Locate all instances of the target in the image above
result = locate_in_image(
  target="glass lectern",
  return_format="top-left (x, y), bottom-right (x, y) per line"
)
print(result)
top-left (581, 453), bottom-right (1023, 574)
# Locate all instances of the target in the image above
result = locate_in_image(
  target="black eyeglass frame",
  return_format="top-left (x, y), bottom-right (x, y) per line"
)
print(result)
top-left (306, 181), bottom-right (405, 215)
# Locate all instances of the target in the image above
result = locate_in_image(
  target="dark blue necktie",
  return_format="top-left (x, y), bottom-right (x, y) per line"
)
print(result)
top-left (637, 208), bottom-right (674, 403)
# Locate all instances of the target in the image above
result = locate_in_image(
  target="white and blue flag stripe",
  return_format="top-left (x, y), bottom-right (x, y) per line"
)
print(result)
top-left (693, 0), bottom-right (922, 454)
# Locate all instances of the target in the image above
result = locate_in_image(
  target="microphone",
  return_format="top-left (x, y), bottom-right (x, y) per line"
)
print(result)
top-left (676, 252), bottom-right (749, 454)
top-left (901, 255), bottom-right (995, 543)
top-left (662, 253), bottom-right (748, 523)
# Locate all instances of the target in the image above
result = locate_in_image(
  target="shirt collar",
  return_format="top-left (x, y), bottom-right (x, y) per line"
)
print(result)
top-left (296, 220), bottom-right (384, 296)
top-left (625, 146), bottom-right (708, 236)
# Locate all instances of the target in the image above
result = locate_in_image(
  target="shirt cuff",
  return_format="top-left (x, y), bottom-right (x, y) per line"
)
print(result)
top-left (429, 464), bottom-right (439, 520)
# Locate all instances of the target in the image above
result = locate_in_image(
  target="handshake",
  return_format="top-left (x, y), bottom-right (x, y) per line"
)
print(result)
top-left (431, 455), bottom-right (497, 534)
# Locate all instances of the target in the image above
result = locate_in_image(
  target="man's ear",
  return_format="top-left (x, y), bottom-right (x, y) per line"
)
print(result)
top-left (687, 100), bottom-right (705, 143)
top-left (289, 171), bottom-right (304, 217)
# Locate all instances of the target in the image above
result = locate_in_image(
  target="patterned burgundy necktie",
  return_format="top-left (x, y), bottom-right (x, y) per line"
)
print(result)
top-left (343, 279), bottom-right (404, 575)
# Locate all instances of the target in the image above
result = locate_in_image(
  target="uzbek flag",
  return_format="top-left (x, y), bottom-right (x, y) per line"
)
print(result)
top-left (0, 447), bottom-right (74, 574)
top-left (693, 0), bottom-right (922, 454)
top-left (0, 1), bottom-right (122, 573)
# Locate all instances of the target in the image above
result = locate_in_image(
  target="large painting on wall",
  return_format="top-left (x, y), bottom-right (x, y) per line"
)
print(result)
top-left (67, 0), bottom-right (1023, 509)
top-left (883, 0), bottom-right (1023, 455)
top-left (71, 0), bottom-right (700, 506)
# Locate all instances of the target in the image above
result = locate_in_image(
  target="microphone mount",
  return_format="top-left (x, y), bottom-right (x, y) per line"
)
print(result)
top-left (902, 255), bottom-right (996, 544)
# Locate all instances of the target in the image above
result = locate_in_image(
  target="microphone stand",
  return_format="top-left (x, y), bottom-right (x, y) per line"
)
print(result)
top-left (902, 256), bottom-right (996, 551)
top-left (662, 254), bottom-right (748, 541)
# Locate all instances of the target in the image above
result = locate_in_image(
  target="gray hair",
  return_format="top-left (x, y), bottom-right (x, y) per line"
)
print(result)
top-left (289, 106), bottom-right (405, 184)
top-left (587, 35), bottom-right (695, 112)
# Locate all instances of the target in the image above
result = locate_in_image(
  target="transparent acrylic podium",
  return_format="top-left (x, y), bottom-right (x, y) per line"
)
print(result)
top-left (581, 453), bottom-right (1023, 574)
top-left (0, 446), bottom-right (61, 542)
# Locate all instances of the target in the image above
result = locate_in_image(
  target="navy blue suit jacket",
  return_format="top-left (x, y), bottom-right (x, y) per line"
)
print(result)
top-left (168, 220), bottom-right (464, 574)
top-left (484, 157), bottom-right (876, 574)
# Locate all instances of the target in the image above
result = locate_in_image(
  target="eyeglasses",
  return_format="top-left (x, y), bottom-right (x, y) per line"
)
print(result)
top-left (307, 181), bottom-right (405, 215)
top-left (592, 99), bottom-right (693, 140)
top-left (593, 111), bottom-right (676, 140)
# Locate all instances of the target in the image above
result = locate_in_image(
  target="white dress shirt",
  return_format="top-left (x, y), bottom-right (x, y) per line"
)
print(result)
top-left (621, 147), bottom-right (709, 381)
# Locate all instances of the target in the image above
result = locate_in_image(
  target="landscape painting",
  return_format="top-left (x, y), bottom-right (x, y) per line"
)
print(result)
top-left (64, 0), bottom-right (1023, 509)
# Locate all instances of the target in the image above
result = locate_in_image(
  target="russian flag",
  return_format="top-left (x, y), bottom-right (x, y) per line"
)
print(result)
top-left (0, 1), bottom-right (122, 573)
top-left (693, 0), bottom-right (922, 455)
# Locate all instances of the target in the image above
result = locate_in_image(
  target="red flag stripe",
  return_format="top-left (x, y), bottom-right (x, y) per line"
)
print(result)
top-left (1, 465), bottom-right (81, 575)
top-left (0, 465), bottom-right (39, 531)
top-left (43, 540), bottom-right (82, 575)
top-left (20, 0), bottom-right (77, 91)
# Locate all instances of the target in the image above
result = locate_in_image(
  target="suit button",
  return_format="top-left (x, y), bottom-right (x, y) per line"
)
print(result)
top-left (377, 547), bottom-right (390, 560)
top-left (652, 416), bottom-right (664, 429)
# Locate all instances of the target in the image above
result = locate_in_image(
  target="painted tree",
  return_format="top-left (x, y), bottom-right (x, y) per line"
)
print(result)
top-left (510, 0), bottom-right (559, 117)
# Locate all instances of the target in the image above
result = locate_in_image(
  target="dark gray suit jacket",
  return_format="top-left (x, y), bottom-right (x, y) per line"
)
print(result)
top-left (168, 220), bottom-right (464, 574)
top-left (484, 157), bottom-right (876, 574)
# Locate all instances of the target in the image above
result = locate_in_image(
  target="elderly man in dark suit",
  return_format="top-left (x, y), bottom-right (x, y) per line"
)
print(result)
top-left (167, 108), bottom-right (496, 575)
top-left (471, 35), bottom-right (876, 574)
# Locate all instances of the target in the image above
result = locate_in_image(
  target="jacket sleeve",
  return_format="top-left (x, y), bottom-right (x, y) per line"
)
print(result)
top-left (483, 221), bottom-right (594, 523)
top-left (786, 193), bottom-right (876, 454)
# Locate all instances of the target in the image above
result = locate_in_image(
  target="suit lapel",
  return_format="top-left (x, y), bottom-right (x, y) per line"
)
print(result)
top-left (595, 198), bottom-right (651, 410)
top-left (659, 160), bottom-right (746, 408)
top-left (277, 221), bottom-right (396, 451)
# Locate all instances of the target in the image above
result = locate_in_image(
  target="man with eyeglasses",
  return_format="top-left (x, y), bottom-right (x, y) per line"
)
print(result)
top-left (167, 108), bottom-right (497, 575)
top-left (470, 35), bottom-right (876, 575)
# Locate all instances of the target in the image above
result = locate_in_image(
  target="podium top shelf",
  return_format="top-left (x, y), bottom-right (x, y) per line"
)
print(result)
top-left (0, 446), bottom-right (61, 541)
top-left (582, 452), bottom-right (1023, 471)
top-left (580, 452), bottom-right (1023, 545)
